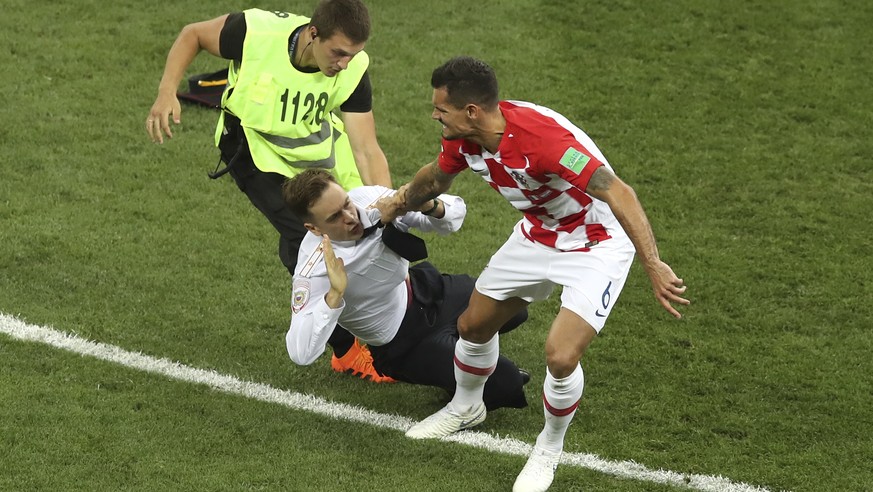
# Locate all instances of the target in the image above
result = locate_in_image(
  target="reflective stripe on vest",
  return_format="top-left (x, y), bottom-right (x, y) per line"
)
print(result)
top-left (255, 123), bottom-right (342, 169)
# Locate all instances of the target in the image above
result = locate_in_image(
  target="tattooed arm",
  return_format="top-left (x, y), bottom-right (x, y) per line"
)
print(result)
top-left (378, 160), bottom-right (457, 223)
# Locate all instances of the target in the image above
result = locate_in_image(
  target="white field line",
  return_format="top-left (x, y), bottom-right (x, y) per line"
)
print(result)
top-left (1, 313), bottom-right (772, 492)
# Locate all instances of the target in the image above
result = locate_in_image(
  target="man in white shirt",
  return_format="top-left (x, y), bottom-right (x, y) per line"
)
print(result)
top-left (282, 169), bottom-right (530, 410)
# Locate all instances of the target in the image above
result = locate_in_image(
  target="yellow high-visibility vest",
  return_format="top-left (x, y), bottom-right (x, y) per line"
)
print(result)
top-left (215, 8), bottom-right (368, 187)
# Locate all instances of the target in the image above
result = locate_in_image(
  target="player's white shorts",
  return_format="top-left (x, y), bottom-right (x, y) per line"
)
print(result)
top-left (475, 226), bottom-right (635, 332)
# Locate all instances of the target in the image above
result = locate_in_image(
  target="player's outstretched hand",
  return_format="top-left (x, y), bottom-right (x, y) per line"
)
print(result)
top-left (647, 260), bottom-right (689, 318)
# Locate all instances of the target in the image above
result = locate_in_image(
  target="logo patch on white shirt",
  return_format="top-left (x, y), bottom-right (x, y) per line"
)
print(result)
top-left (291, 279), bottom-right (311, 314)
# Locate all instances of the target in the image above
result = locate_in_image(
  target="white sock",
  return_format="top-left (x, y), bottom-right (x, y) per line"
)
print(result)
top-left (450, 335), bottom-right (498, 412)
top-left (535, 364), bottom-right (584, 454)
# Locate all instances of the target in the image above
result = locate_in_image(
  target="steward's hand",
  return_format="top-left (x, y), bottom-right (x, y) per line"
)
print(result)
top-left (146, 90), bottom-right (182, 144)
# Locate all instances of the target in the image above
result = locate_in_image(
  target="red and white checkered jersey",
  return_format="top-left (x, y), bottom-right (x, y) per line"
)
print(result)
top-left (438, 100), bottom-right (629, 252)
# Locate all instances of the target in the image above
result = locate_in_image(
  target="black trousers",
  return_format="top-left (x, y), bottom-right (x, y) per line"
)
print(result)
top-left (219, 117), bottom-right (308, 276)
top-left (218, 117), bottom-right (354, 351)
top-left (369, 263), bottom-right (529, 411)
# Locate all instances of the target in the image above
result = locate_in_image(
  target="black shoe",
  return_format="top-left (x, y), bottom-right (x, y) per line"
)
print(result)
top-left (519, 369), bottom-right (531, 386)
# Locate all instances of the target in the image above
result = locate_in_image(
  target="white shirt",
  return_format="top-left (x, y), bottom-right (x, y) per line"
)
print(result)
top-left (285, 186), bottom-right (466, 365)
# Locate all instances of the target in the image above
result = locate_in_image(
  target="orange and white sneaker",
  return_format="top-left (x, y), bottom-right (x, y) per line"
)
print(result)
top-left (330, 339), bottom-right (396, 383)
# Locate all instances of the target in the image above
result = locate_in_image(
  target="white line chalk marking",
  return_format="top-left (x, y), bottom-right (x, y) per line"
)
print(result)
top-left (0, 313), bottom-right (772, 492)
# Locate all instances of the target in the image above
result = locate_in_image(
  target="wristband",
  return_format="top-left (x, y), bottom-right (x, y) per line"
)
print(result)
top-left (423, 198), bottom-right (440, 216)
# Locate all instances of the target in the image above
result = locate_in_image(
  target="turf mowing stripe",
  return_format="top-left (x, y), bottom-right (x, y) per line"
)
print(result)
top-left (0, 313), bottom-right (773, 492)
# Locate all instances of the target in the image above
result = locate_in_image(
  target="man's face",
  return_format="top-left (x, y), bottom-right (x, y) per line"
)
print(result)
top-left (305, 182), bottom-right (364, 241)
top-left (312, 32), bottom-right (366, 77)
top-left (431, 87), bottom-right (473, 140)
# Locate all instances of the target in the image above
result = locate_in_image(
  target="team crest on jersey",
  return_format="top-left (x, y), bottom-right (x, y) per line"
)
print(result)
top-left (291, 280), bottom-right (311, 314)
top-left (510, 170), bottom-right (529, 187)
top-left (559, 148), bottom-right (590, 174)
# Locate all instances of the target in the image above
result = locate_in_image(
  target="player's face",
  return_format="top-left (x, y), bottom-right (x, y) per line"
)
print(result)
top-left (305, 182), bottom-right (364, 241)
top-left (431, 87), bottom-right (474, 140)
top-left (312, 32), bottom-right (365, 77)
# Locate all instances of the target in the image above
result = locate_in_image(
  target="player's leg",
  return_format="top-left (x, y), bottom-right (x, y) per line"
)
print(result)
top-left (390, 322), bottom-right (528, 411)
top-left (396, 269), bottom-right (528, 408)
top-left (407, 231), bottom-right (548, 439)
top-left (405, 292), bottom-right (529, 439)
top-left (498, 305), bottom-right (529, 335)
top-left (540, 309), bottom-right (594, 451)
top-left (513, 308), bottom-right (592, 492)
top-left (515, 244), bottom-right (634, 492)
top-left (452, 291), bottom-right (530, 409)
top-left (450, 232), bottom-right (552, 415)
top-left (450, 287), bottom-right (530, 410)
top-left (482, 350), bottom-right (530, 410)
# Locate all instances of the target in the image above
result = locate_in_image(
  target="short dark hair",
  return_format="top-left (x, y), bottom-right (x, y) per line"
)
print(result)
top-left (431, 56), bottom-right (499, 110)
top-left (283, 169), bottom-right (338, 220)
top-left (310, 0), bottom-right (370, 44)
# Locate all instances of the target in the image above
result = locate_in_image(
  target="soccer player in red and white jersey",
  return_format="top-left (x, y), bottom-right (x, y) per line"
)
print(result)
top-left (386, 56), bottom-right (690, 492)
